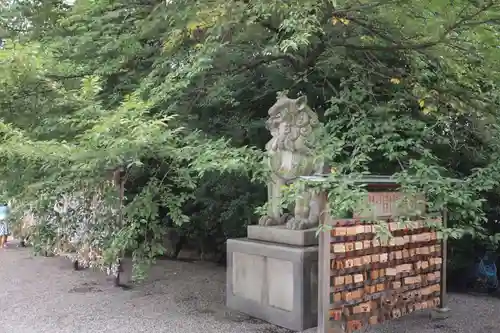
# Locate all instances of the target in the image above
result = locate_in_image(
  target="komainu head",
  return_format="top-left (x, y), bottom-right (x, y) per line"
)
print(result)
top-left (265, 93), bottom-right (320, 154)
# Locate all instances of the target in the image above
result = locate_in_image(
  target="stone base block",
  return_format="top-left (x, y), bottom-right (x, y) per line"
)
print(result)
top-left (226, 238), bottom-right (318, 331)
top-left (430, 307), bottom-right (451, 320)
top-left (247, 225), bottom-right (318, 246)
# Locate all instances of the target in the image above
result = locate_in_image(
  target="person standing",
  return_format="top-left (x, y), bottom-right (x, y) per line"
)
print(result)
top-left (0, 204), bottom-right (10, 248)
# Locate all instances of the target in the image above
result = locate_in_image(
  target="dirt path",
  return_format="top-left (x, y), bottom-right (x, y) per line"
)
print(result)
top-left (0, 244), bottom-right (497, 333)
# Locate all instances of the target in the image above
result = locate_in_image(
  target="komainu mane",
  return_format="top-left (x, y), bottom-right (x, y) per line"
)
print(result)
top-left (258, 92), bottom-right (324, 230)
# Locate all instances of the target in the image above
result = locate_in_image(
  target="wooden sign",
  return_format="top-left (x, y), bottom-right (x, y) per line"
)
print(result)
top-left (318, 191), bottom-right (444, 333)
top-left (354, 192), bottom-right (426, 218)
top-left (326, 217), bottom-right (442, 332)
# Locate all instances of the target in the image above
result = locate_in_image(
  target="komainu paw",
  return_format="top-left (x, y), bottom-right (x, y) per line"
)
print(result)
top-left (258, 215), bottom-right (279, 226)
top-left (286, 217), bottom-right (310, 230)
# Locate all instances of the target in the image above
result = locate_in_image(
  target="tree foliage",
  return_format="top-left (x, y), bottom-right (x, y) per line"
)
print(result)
top-left (1, 0), bottom-right (500, 278)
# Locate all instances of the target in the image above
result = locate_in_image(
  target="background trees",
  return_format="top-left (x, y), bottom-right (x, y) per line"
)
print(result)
top-left (1, 0), bottom-right (500, 281)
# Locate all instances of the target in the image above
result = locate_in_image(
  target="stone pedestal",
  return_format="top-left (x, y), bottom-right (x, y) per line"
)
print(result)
top-left (226, 226), bottom-right (319, 331)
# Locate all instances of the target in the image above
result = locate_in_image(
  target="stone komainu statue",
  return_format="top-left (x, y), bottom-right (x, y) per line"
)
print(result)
top-left (258, 92), bottom-right (324, 230)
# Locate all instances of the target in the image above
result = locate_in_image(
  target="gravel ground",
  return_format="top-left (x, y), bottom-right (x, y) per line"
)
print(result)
top-left (0, 244), bottom-right (498, 333)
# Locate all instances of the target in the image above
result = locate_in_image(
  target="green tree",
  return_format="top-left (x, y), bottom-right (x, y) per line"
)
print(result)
top-left (1, 0), bottom-right (500, 280)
